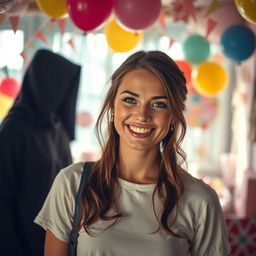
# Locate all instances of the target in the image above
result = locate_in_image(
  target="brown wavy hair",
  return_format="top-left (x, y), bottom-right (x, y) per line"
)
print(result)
top-left (81, 50), bottom-right (188, 237)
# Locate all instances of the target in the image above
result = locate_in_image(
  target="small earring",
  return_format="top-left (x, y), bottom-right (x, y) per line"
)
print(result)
top-left (111, 114), bottom-right (114, 122)
top-left (170, 123), bottom-right (174, 131)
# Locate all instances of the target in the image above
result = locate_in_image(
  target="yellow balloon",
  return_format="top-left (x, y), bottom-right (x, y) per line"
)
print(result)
top-left (105, 19), bottom-right (143, 52)
top-left (36, 0), bottom-right (67, 19)
top-left (0, 93), bottom-right (13, 119)
top-left (194, 62), bottom-right (228, 97)
top-left (235, 0), bottom-right (256, 24)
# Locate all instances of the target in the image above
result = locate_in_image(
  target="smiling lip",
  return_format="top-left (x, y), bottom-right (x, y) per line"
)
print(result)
top-left (127, 124), bottom-right (154, 138)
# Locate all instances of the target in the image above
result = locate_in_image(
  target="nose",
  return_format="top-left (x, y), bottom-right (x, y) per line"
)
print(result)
top-left (135, 104), bottom-right (151, 122)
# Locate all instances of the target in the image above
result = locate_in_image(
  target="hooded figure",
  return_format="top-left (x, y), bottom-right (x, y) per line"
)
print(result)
top-left (0, 49), bottom-right (81, 256)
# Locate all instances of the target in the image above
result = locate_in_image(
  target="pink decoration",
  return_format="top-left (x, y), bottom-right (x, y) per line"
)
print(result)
top-left (205, 18), bottom-right (218, 39)
top-left (185, 91), bottom-right (217, 128)
top-left (56, 18), bottom-right (66, 35)
top-left (182, 0), bottom-right (196, 22)
top-left (9, 15), bottom-right (19, 33)
top-left (76, 111), bottom-right (93, 127)
top-left (219, 153), bottom-right (236, 189)
top-left (67, 38), bottom-right (76, 51)
top-left (35, 30), bottom-right (48, 44)
top-left (158, 11), bottom-right (166, 32)
top-left (114, 0), bottom-right (161, 30)
top-left (20, 51), bottom-right (28, 64)
top-left (168, 38), bottom-right (175, 48)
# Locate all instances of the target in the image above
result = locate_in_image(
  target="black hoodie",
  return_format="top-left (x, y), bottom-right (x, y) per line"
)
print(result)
top-left (0, 49), bottom-right (81, 256)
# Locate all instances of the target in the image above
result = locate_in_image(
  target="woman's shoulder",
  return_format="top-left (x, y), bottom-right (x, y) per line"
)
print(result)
top-left (61, 161), bottom-right (84, 178)
top-left (180, 170), bottom-right (219, 205)
top-left (52, 162), bottom-right (85, 195)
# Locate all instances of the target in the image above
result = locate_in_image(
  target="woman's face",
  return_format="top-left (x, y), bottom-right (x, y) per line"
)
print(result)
top-left (113, 68), bottom-right (172, 153)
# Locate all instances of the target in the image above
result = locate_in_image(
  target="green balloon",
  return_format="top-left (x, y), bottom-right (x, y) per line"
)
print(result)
top-left (182, 35), bottom-right (210, 65)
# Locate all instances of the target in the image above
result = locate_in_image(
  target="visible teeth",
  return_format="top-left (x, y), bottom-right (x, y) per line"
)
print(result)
top-left (129, 125), bottom-right (152, 134)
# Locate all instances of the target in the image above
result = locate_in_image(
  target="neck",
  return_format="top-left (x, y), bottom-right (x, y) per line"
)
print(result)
top-left (117, 145), bottom-right (161, 184)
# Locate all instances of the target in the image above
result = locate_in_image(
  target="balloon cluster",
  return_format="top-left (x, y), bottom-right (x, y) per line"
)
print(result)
top-left (180, 34), bottom-right (228, 98)
top-left (37, 0), bottom-right (161, 52)
top-left (0, 77), bottom-right (20, 119)
top-left (34, 0), bottom-right (161, 53)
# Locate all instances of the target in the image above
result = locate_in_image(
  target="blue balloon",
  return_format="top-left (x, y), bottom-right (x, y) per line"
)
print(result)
top-left (220, 24), bottom-right (256, 62)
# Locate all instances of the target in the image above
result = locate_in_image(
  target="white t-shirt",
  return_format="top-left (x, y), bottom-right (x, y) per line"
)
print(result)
top-left (34, 162), bottom-right (230, 256)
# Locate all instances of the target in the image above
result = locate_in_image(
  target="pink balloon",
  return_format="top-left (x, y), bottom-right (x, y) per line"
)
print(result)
top-left (67, 0), bottom-right (113, 32)
top-left (189, 2), bottom-right (244, 44)
top-left (114, 0), bottom-right (161, 30)
top-left (76, 111), bottom-right (93, 127)
top-left (0, 0), bottom-right (15, 14)
top-left (0, 77), bottom-right (20, 99)
top-left (6, 0), bottom-right (30, 16)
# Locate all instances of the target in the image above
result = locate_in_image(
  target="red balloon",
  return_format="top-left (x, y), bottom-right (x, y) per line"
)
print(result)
top-left (0, 77), bottom-right (20, 99)
top-left (175, 60), bottom-right (193, 90)
top-left (114, 0), bottom-right (161, 30)
top-left (67, 0), bottom-right (113, 32)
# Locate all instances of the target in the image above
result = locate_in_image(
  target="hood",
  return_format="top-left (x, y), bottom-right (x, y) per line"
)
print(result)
top-left (8, 49), bottom-right (81, 140)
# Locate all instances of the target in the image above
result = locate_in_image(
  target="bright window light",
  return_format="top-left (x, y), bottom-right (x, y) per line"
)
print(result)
top-left (159, 35), bottom-right (184, 60)
top-left (0, 30), bottom-right (24, 69)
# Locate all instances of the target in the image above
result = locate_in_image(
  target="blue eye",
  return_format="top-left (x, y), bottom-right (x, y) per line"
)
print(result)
top-left (122, 97), bottom-right (136, 104)
top-left (152, 102), bottom-right (167, 108)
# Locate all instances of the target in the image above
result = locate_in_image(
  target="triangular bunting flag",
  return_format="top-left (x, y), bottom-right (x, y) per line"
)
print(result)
top-left (205, 18), bottom-right (218, 39)
top-left (20, 51), bottom-right (28, 64)
top-left (204, 0), bottom-right (222, 17)
top-left (171, 1), bottom-right (189, 23)
top-left (56, 18), bottom-right (66, 35)
top-left (158, 11), bottom-right (166, 32)
top-left (169, 38), bottom-right (175, 48)
top-left (182, 0), bottom-right (196, 22)
top-left (0, 14), bottom-right (6, 26)
top-left (9, 16), bottom-right (19, 33)
top-left (35, 30), bottom-right (48, 44)
top-left (67, 38), bottom-right (76, 51)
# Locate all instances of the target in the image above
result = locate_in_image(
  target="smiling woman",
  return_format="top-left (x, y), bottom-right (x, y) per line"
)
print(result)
top-left (113, 69), bottom-right (173, 158)
top-left (34, 50), bottom-right (231, 256)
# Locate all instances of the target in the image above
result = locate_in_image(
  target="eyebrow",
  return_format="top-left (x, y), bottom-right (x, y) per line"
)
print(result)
top-left (120, 90), bottom-right (168, 100)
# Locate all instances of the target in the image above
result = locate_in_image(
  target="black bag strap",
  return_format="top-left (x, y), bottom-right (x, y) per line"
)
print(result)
top-left (69, 161), bottom-right (94, 256)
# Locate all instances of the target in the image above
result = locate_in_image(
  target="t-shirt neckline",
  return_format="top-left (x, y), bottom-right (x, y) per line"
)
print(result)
top-left (118, 177), bottom-right (156, 190)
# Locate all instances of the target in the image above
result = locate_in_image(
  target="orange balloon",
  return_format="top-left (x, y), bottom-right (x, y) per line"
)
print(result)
top-left (175, 59), bottom-right (193, 91)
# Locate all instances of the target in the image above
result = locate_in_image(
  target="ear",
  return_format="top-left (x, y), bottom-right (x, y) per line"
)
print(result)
top-left (110, 104), bottom-right (115, 115)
